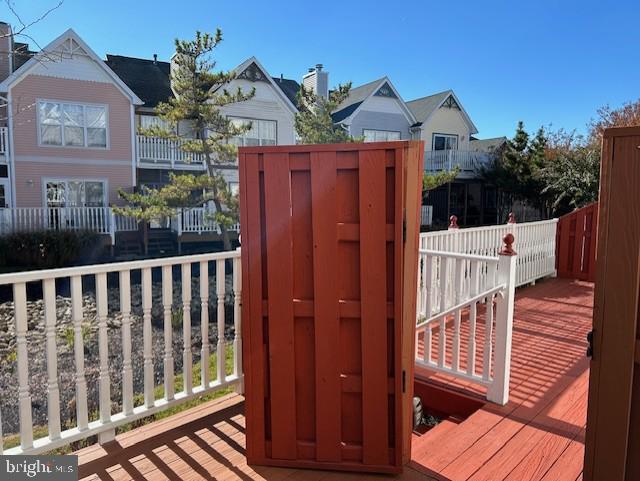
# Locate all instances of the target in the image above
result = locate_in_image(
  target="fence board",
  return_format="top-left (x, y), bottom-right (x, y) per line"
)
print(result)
top-left (556, 202), bottom-right (598, 281)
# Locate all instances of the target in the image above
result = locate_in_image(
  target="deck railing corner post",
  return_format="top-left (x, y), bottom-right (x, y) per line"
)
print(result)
top-left (487, 234), bottom-right (517, 405)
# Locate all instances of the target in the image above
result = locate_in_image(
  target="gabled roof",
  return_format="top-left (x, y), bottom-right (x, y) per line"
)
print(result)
top-left (105, 55), bottom-right (172, 108)
top-left (271, 76), bottom-right (300, 108)
top-left (0, 28), bottom-right (143, 105)
top-left (470, 136), bottom-right (507, 152)
top-left (228, 56), bottom-right (298, 114)
top-left (406, 90), bottom-right (478, 134)
top-left (331, 76), bottom-right (416, 125)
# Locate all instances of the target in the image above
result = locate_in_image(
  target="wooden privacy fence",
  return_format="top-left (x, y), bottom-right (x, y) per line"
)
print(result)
top-left (239, 141), bottom-right (423, 474)
top-left (556, 202), bottom-right (598, 282)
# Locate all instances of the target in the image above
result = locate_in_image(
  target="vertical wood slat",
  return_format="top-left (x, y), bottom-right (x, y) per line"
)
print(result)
top-left (162, 265), bottom-right (175, 401)
top-left (240, 152), bottom-right (266, 461)
top-left (310, 151), bottom-right (341, 462)
top-left (232, 256), bottom-right (242, 383)
top-left (142, 267), bottom-right (154, 408)
top-left (263, 152), bottom-right (297, 460)
top-left (71, 275), bottom-right (89, 428)
top-left (216, 259), bottom-right (226, 384)
top-left (43, 278), bottom-right (61, 439)
top-left (359, 150), bottom-right (388, 465)
top-left (182, 263), bottom-right (193, 394)
top-left (200, 261), bottom-right (210, 388)
top-left (95, 273), bottom-right (111, 424)
top-left (14, 282), bottom-right (33, 449)
top-left (119, 270), bottom-right (134, 416)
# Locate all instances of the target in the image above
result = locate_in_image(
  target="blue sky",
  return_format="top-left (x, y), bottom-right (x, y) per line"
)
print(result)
top-left (7, 0), bottom-right (640, 139)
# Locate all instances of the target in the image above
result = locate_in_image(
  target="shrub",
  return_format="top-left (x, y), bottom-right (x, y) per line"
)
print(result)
top-left (0, 230), bottom-right (104, 270)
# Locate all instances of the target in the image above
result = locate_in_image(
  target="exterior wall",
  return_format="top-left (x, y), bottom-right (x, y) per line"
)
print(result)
top-left (420, 106), bottom-right (472, 151)
top-left (14, 162), bottom-right (133, 207)
top-left (10, 74), bottom-right (134, 206)
top-left (349, 95), bottom-right (412, 139)
top-left (218, 78), bottom-right (296, 145)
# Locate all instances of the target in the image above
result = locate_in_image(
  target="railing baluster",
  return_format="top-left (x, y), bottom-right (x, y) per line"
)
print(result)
top-left (142, 267), bottom-right (154, 408)
top-left (483, 294), bottom-right (494, 381)
top-left (182, 263), bottom-right (193, 395)
top-left (200, 261), bottom-right (210, 388)
top-left (95, 272), bottom-right (111, 428)
top-left (14, 282), bottom-right (33, 450)
top-left (424, 324), bottom-right (432, 363)
top-left (162, 265), bottom-right (175, 401)
top-left (71, 275), bottom-right (89, 430)
top-left (468, 301), bottom-right (478, 376)
top-left (452, 259), bottom-right (464, 371)
top-left (233, 255), bottom-right (242, 386)
top-left (216, 259), bottom-right (226, 384)
top-left (120, 270), bottom-right (134, 416)
top-left (43, 278), bottom-right (61, 440)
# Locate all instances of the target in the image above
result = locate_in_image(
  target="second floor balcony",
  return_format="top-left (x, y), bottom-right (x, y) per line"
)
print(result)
top-left (136, 135), bottom-right (207, 171)
top-left (425, 149), bottom-right (495, 178)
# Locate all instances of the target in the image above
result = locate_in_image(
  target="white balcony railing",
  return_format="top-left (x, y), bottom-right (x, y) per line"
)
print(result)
top-left (0, 207), bottom-right (139, 243)
top-left (425, 150), bottom-right (493, 174)
top-left (0, 249), bottom-right (242, 455)
top-left (173, 207), bottom-right (240, 235)
top-left (0, 126), bottom-right (8, 161)
top-left (136, 135), bottom-right (206, 169)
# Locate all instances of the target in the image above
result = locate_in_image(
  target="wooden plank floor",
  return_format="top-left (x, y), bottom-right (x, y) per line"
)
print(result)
top-left (411, 277), bottom-right (593, 481)
top-left (75, 277), bottom-right (592, 481)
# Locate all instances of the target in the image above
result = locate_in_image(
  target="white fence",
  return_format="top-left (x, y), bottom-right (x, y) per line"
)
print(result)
top-left (0, 249), bottom-right (242, 455)
top-left (420, 218), bottom-right (558, 288)
top-left (424, 150), bottom-right (492, 173)
top-left (421, 205), bottom-right (433, 226)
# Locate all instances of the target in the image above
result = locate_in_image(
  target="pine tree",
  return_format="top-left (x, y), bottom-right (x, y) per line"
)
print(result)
top-left (295, 83), bottom-right (359, 144)
top-left (117, 30), bottom-right (254, 251)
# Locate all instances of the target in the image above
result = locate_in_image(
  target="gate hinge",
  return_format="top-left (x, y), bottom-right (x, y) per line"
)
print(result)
top-left (586, 330), bottom-right (594, 358)
top-left (402, 370), bottom-right (406, 393)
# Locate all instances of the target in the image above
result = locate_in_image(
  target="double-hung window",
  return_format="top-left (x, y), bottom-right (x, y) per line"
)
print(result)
top-left (363, 129), bottom-right (401, 142)
top-left (38, 101), bottom-right (108, 148)
top-left (228, 117), bottom-right (277, 146)
top-left (433, 133), bottom-right (458, 151)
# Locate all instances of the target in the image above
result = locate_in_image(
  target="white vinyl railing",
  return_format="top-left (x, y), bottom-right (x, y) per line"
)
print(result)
top-left (173, 207), bottom-right (240, 235)
top-left (136, 135), bottom-right (206, 169)
top-left (425, 150), bottom-right (493, 173)
top-left (0, 207), bottom-right (140, 242)
top-left (420, 217), bottom-right (558, 288)
top-left (0, 126), bottom-right (8, 158)
top-left (0, 249), bottom-right (242, 455)
top-left (416, 246), bottom-right (517, 405)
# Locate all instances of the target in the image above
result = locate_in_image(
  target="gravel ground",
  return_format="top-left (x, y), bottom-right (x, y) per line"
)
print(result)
top-left (0, 276), bottom-right (236, 435)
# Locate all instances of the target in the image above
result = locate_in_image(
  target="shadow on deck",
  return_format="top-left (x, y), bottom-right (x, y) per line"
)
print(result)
top-left (76, 277), bottom-right (593, 481)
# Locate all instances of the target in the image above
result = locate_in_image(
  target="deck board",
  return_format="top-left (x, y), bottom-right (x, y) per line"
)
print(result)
top-left (75, 277), bottom-right (592, 481)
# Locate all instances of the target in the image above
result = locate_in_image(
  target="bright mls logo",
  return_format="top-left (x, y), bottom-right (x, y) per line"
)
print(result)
top-left (1, 456), bottom-right (77, 481)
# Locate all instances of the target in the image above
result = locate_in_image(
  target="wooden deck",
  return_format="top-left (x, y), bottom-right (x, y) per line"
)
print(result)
top-left (75, 277), bottom-right (593, 481)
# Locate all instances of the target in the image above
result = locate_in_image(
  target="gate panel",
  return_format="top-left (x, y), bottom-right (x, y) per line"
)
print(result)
top-left (240, 141), bottom-right (424, 473)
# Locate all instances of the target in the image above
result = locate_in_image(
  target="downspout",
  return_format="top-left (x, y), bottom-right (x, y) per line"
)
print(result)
top-left (6, 90), bottom-right (17, 208)
top-left (130, 104), bottom-right (137, 191)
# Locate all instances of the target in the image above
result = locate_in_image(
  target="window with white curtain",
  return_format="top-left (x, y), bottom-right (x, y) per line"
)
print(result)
top-left (139, 115), bottom-right (173, 132)
top-left (45, 179), bottom-right (106, 207)
top-left (38, 101), bottom-right (108, 148)
top-left (363, 129), bottom-right (401, 142)
top-left (229, 117), bottom-right (277, 146)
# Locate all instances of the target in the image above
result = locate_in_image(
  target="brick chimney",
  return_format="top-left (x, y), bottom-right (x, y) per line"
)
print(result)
top-left (302, 64), bottom-right (328, 99)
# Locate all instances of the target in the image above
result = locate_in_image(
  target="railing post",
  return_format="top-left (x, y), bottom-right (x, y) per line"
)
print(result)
top-left (448, 215), bottom-right (460, 252)
top-left (177, 208), bottom-right (183, 236)
top-left (487, 233), bottom-right (517, 405)
top-left (110, 208), bottom-right (116, 244)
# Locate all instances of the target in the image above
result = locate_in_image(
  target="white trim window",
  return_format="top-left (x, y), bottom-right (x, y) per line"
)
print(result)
top-left (433, 133), bottom-right (458, 151)
top-left (45, 179), bottom-right (107, 207)
top-left (363, 129), bottom-right (401, 142)
top-left (38, 100), bottom-right (108, 148)
top-left (229, 117), bottom-right (276, 146)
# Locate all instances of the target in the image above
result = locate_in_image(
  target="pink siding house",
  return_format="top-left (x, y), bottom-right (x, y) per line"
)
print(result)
top-left (0, 29), bottom-right (142, 210)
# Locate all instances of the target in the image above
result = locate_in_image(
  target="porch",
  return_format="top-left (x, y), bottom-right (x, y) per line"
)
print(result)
top-left (424, 150), bottom-right (493, 179)
top-left (72, 277), bottom-right (591, 481)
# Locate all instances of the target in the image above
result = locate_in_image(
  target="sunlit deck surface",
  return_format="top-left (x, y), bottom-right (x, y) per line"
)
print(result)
top-left (75, 277), bottom-right (593, 481)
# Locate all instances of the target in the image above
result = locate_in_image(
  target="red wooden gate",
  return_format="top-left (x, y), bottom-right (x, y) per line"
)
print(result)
top-left (556, 202), bottom-right (598, 282)
top-left (239, 141), bottom-right (423, 474)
